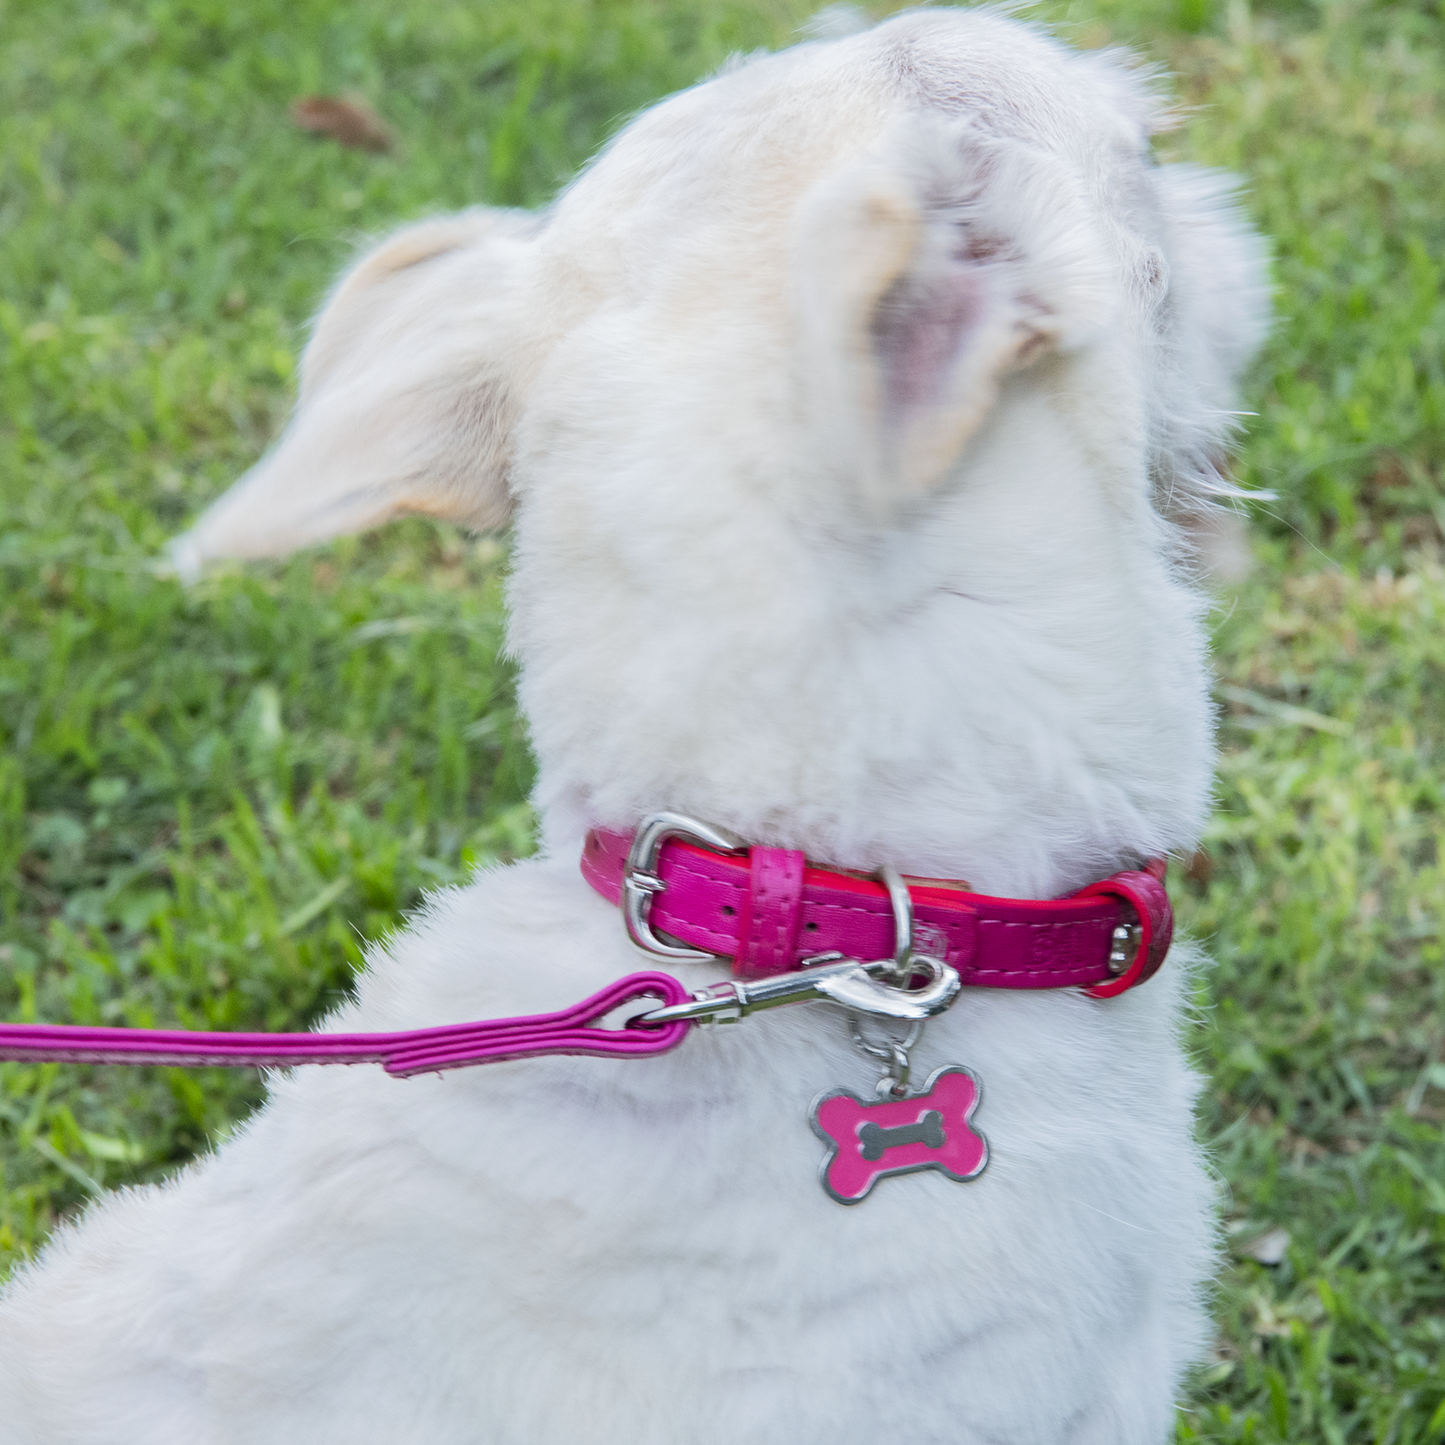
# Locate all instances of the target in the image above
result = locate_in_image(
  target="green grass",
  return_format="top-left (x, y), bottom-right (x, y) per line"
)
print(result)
top-left (1, 0), bottom-right (1442, 1439)
top-left (1186, 563), bottom-right (1445, 1443)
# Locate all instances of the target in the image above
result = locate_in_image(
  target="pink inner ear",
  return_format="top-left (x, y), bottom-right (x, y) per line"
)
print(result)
top-left (871, 263), bottom-right (988, 414)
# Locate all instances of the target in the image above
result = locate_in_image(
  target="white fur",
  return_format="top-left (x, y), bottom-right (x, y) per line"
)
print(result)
top-left (0, 10), bottom-right (1268, 1443)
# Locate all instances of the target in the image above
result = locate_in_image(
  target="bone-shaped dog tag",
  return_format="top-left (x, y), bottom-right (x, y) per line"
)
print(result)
top-left (811, 1065), bottom-right (987, 1204)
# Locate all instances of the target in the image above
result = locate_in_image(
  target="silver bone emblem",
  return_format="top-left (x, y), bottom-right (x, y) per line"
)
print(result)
top-left (857, 1109), bottom-right (946, 1161)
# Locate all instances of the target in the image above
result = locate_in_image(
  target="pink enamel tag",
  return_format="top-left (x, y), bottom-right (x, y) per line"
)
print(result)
top-left (811, 1065), bottom-right (988, 1204)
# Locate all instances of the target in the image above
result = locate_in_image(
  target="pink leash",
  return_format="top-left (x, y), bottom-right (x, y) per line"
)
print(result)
top-left (0, 973), bottom-right (691, 1078)
top-left (0, 823), bottom-right (1173, 1077)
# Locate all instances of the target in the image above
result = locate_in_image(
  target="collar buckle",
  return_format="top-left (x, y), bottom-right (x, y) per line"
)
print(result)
top-left (622, 812), bottom-right (746, 963)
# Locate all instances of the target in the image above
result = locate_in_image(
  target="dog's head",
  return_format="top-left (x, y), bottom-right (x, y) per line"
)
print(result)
top-left (173, 9), bottom-right (1268, 883)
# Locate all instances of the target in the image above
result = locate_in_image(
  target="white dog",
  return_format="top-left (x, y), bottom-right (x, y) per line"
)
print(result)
top-left (0, 9), bottom-right (1268, 1442)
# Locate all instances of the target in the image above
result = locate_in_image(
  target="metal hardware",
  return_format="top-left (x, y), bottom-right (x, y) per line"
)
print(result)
top-left (632, 954), bottom-right (959, 1029)
top-left (1107, 921), bottom-right (1142, 975)
top-left (878, 863), bottom-right (914, 983)
top-left (847, 1015), bottom-right (925, 1061)
top-left (881, 1042), bottom-right (912, 1098)
top-left (842, 1012), bottom-right (918, 1098)
top-left (817, 952), bottom-right (960, 1020)
top-left (839, 857), bottom-right (950, 1098)
top-left (621, 812), bottom-right (745, 963)
top-left (847, 1014), bottom-right (924, 1098)
top-left (818, 859), bottom-right (959, 1022)
top-left (622, 823), bottom-right (962, 1033)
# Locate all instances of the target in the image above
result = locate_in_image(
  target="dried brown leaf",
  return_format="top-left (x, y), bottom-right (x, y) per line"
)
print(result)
top-left (1183, 848), bottom-right (1213, 885)
top-left (290, 95), bottom-right (394, 153)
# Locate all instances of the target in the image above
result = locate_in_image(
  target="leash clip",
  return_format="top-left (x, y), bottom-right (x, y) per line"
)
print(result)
top-left (631, 952), bottom-right (961, 1029)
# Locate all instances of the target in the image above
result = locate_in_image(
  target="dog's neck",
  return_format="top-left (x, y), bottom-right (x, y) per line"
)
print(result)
top-left (512, 357), bottom-right (1213, 900)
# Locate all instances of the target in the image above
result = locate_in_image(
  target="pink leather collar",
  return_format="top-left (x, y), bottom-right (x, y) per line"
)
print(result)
top-left (581, 828), bottom-right (1172, 998)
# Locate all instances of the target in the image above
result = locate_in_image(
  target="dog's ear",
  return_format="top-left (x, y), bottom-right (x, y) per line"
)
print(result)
top-left (172, 208), bottom-right (539, 579)
top-left (793, 121), bottom-right (1113, 518)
